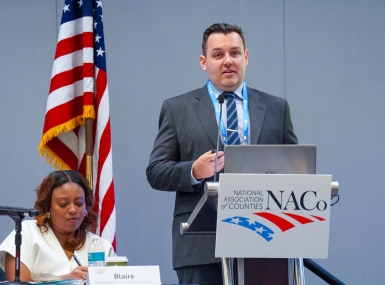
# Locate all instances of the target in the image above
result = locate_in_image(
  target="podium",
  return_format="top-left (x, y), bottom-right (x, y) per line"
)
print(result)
top-left (180, 174), bottom-right (339, 285)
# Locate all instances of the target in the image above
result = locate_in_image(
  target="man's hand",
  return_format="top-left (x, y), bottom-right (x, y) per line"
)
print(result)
top-left (192, 150), bottom-right (225, 180)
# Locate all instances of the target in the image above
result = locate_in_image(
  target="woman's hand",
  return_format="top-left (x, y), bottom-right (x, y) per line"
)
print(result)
top-left (61, 266), bottom-right (88, 280)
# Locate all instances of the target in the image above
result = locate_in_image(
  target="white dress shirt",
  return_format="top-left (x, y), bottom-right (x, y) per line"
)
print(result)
top-left (0, 220), bottom-right (115, 276)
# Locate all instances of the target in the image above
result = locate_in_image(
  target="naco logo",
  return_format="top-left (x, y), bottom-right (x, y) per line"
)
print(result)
top-left (222, 189), bottom-right (328, 242)
top-left (265, 189), bottom-right (328, 211)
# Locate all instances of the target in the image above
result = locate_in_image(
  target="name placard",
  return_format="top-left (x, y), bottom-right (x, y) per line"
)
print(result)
top-left (215, 174), bottom-right (332, 258)
top-left (88, 266), bottom-right (161, 285)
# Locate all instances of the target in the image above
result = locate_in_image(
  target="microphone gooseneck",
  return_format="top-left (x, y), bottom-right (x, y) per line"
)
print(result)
top-left (0, 206), bottom-right (40, 217)
top-left (214, 94), bottom-right (224, 182)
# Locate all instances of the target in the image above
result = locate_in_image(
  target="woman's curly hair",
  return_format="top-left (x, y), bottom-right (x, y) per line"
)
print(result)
top-left (34, 170), bottom-right (97, 251)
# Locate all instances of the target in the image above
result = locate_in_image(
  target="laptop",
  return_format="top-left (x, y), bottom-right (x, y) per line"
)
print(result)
top-left (224, 144), bottom-right (316, 175)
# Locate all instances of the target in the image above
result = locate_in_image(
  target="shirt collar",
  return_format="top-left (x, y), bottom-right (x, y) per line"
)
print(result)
top-left (211, 84), bottom-right (244, 100)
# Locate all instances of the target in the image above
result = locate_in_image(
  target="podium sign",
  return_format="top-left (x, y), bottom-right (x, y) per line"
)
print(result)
top-left (215, 174), bottom-right (331, 258)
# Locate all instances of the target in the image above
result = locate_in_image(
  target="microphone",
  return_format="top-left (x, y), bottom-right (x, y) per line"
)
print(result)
top-left (217, 93), bottom-right (225, 105)
top-left (213, 93), bottom-right (225, 182)
top-left (0, 206), bottom-right (40, 217)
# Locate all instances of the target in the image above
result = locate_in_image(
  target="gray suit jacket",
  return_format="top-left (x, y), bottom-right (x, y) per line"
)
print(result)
top-left (146, 86), bottom-right (297, 269)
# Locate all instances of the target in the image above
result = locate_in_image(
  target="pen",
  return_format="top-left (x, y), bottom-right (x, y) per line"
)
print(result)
top-left (73, 253), bottom-right (82, 266)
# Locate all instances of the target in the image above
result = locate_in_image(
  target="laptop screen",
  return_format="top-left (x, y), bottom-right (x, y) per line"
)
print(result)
top-left (223, 144), bottom-right (316, 175)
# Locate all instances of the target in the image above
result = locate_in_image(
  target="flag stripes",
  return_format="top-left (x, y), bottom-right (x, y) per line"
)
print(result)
top-left (39, 0), bottom-right (116, 249)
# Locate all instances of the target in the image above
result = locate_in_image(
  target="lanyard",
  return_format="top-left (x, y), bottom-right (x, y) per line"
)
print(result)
top-left (207, 80), bottom-right (249, 144)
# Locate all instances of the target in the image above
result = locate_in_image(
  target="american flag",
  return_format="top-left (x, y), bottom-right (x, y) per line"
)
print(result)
top-left (38, 0), bottom-right (116, 249)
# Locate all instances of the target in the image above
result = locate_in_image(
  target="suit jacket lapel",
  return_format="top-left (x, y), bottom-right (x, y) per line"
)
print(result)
top-left (194, 87), bottom-right (218, 148)
top-left (248, 87), bottom-right (265, 144)
top-left (192, 86), bottom-right (266, 147)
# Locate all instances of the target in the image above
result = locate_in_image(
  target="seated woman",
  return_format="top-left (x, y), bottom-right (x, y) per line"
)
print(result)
top-left (0, 170), bottom-right (115, 281)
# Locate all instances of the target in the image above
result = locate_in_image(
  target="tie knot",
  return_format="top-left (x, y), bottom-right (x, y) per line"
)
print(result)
top-left (222, 92), bottom-right (235, 99)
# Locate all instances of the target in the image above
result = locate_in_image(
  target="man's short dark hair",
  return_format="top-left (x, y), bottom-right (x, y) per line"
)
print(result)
top-left (202, 23), bottom-right (245, 56)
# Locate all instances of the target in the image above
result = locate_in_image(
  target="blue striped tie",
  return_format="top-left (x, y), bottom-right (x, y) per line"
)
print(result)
top-left (223, 92), bottom-right (241, 145)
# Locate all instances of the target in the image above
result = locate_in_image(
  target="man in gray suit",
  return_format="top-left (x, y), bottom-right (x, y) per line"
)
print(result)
top-left (146, 23), bottom-right (297, 285)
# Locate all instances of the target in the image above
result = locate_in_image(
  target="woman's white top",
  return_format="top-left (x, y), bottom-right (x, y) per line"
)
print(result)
top-left (0, 220), bottom-right (115, 276)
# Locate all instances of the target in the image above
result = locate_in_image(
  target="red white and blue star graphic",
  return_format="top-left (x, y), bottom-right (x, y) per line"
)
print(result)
top-left (222, 212), bottom-right (326, 242)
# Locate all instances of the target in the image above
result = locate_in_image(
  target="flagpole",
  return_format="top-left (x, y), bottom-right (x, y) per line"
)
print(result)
top-left (85, 118), bottom-right (93, 190)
